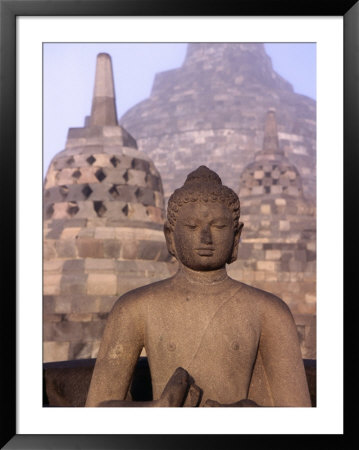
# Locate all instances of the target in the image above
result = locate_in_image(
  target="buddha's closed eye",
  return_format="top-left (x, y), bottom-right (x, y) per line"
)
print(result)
top-left (185, 224), bottom-right (198, 230)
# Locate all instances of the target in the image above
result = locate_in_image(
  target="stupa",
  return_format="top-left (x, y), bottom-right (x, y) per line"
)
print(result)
top-left (120, 43), bottom-right (316, 204)
top-left (228, 109), bottom-right (316, 358)
top-left (43, 53), bottom-right (174, 362)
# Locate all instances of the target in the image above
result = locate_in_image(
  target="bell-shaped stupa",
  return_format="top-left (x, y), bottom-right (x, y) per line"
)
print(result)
top-left (228, 110), bottom-right (316, 357)
top-left (239, 109), bottom-right (304, 199)
top-left (43, 53), bottom-right (173, 362)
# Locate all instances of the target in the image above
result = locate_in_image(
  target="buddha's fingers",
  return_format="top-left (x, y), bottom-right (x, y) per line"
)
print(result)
top-left (157, 367), bottom-right (192, 407)
top-left (183, 383), bottom-right (202, 407)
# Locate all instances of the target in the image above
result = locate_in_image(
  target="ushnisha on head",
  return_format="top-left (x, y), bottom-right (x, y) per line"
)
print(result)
top-left (165, 166), bottom-right (243, 270)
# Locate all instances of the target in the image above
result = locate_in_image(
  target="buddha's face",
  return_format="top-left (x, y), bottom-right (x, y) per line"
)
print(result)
top-left (166, 201), bottom-right (242, 271)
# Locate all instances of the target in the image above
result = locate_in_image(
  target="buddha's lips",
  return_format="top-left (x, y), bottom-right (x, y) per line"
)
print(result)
top-left (196, 248), bottom-right (215, 256)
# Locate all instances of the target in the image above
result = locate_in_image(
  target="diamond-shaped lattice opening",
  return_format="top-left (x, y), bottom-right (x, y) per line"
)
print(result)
top-left (59, 185), bottom-right (69, 198)
top-left (67, 202), bottom-right (79, 217)
top-left (82, 184), bottom-right (93, 199)
top-left (122, 204), bottom-right (129, 216)
top-left (132, 158), bottom-right (149, 172)
top-left (123, 170), bottom-right (129, 182)
top-left (86, 155), bottom-right (96, 165)
top-left (66, 156), bottom-right (75, 166)
top-left (93, 201), bottom-right (107, 217)
top-left (95, 168), bottom-right (106, 182)
top-left (110, 156), bottom-right (119, 167)
top-left (136, 187), bottom-right (147, 199)
top-left (46, 204), bottom-right (54, 219)
top-left (72, 169), bottom-right (81, 179)
top-left (109, 185), bottom-right (119, 199)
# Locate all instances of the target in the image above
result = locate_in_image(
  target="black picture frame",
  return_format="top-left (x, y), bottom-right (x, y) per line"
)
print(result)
top-left (1, 0), bottom-right (357, 448)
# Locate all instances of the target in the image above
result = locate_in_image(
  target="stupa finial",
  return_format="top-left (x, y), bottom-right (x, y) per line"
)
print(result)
top-left (262, 108), bottom-right (283, 156)
top-left (90, 53), bottom-right (118, 126)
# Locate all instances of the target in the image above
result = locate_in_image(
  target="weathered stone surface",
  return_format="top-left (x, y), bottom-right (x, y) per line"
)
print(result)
top-left (43, 274), bottom-right (62, 296)
top-left (62, 259), bottom-right (85, 273)
top-left (136, 240), bottom-right (164, 260)
top-left (66, 313), bottom-right (93, 322)
top-left (43, 341), bottom-right (70, 363)
top-left (44, 260), bottom-right (64, 273)
top-left (69, 296), bottom-right (101, 314)
top-left (55, 239), bottom-right (77, 258)
top-left (44, 321), bottom-right (83, 342)
top-left (84, 258), bottom-right (116, 272)
top-left (60, 273), bottom-right (88, 295)
top-left (121, 242), bottom-right (139, 260)
top-left (87, 273), bottom-right (118, 296)
top-left (43, 296), bottom-right (56, 314)
top-left (76, 237), bottom-right (104, 258)
top-left (102, 239), bottom-right (122, 258)
top-left (69, 342), bottom-right (95, 360)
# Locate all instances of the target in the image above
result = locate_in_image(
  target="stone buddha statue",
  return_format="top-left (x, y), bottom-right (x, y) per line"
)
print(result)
top-left (85, 166), bottom-right (311, 407)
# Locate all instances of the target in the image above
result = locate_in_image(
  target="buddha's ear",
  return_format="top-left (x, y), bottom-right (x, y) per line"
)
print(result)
top-left (228, 222), bottom-right (244, 264)
top-left (164, 221), bottom-right (176, 258)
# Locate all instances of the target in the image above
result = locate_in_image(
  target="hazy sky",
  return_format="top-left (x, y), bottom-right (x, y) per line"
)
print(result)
top-left (43, 43), bottom-right (316, 176)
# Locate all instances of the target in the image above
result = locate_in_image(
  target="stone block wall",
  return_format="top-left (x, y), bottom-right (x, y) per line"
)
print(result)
top-left (228, 196), bottom-right (316, 316)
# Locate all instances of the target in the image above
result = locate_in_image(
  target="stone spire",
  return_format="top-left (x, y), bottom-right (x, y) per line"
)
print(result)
top-left (262, 109), bottom-right (284, 157)
top-left (240, 108), bottom-right (304, 198)
top-left (90, 53), bottom-right (118, 126)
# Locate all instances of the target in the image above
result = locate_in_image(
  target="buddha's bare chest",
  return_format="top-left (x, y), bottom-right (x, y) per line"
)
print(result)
top-left (144, 290), bottom-right (261, 399)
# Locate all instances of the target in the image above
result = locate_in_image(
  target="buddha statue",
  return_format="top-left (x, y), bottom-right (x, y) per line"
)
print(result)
top-left (86, 166), bottom-right (311, 407)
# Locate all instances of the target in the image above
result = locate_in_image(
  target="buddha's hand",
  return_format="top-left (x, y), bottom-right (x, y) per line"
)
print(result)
top-left (156, 367), bottom-right (202, 407)
top-left (203, 398), bottom-right (259, 407)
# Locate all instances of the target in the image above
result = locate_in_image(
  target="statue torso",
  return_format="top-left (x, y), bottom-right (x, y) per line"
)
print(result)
top-left (142, 271), bottom-right (262, 405)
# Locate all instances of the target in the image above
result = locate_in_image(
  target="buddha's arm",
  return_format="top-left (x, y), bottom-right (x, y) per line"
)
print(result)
top-left (85, 295), bottom-right (144, 407)
top-left (258, 297), bottom-right (311, 406)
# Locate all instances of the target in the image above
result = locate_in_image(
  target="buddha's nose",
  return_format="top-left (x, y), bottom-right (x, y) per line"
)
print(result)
top-left (200, 225), bottom-right (213, 245)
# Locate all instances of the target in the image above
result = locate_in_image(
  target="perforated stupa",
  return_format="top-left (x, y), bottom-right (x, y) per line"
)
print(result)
top-left (43, 53), bottom-right (173, 362)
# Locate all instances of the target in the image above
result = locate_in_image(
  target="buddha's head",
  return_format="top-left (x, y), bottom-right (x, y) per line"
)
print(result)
top-left (165, 166), bottom-right (243, 271)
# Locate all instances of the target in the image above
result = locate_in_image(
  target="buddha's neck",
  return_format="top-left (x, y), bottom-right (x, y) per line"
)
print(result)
top-left (177, 263), bottom-right (229, 285)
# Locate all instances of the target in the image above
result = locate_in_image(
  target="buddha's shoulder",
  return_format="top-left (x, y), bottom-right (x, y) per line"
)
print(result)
top-left (228, 277), bottom-right (290, 313)
top-left (111, 275), bottom-right (176, 311)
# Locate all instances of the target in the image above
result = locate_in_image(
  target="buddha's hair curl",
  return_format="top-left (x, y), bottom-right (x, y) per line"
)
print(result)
top-left (167, 166), bottom-right (240, 231)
